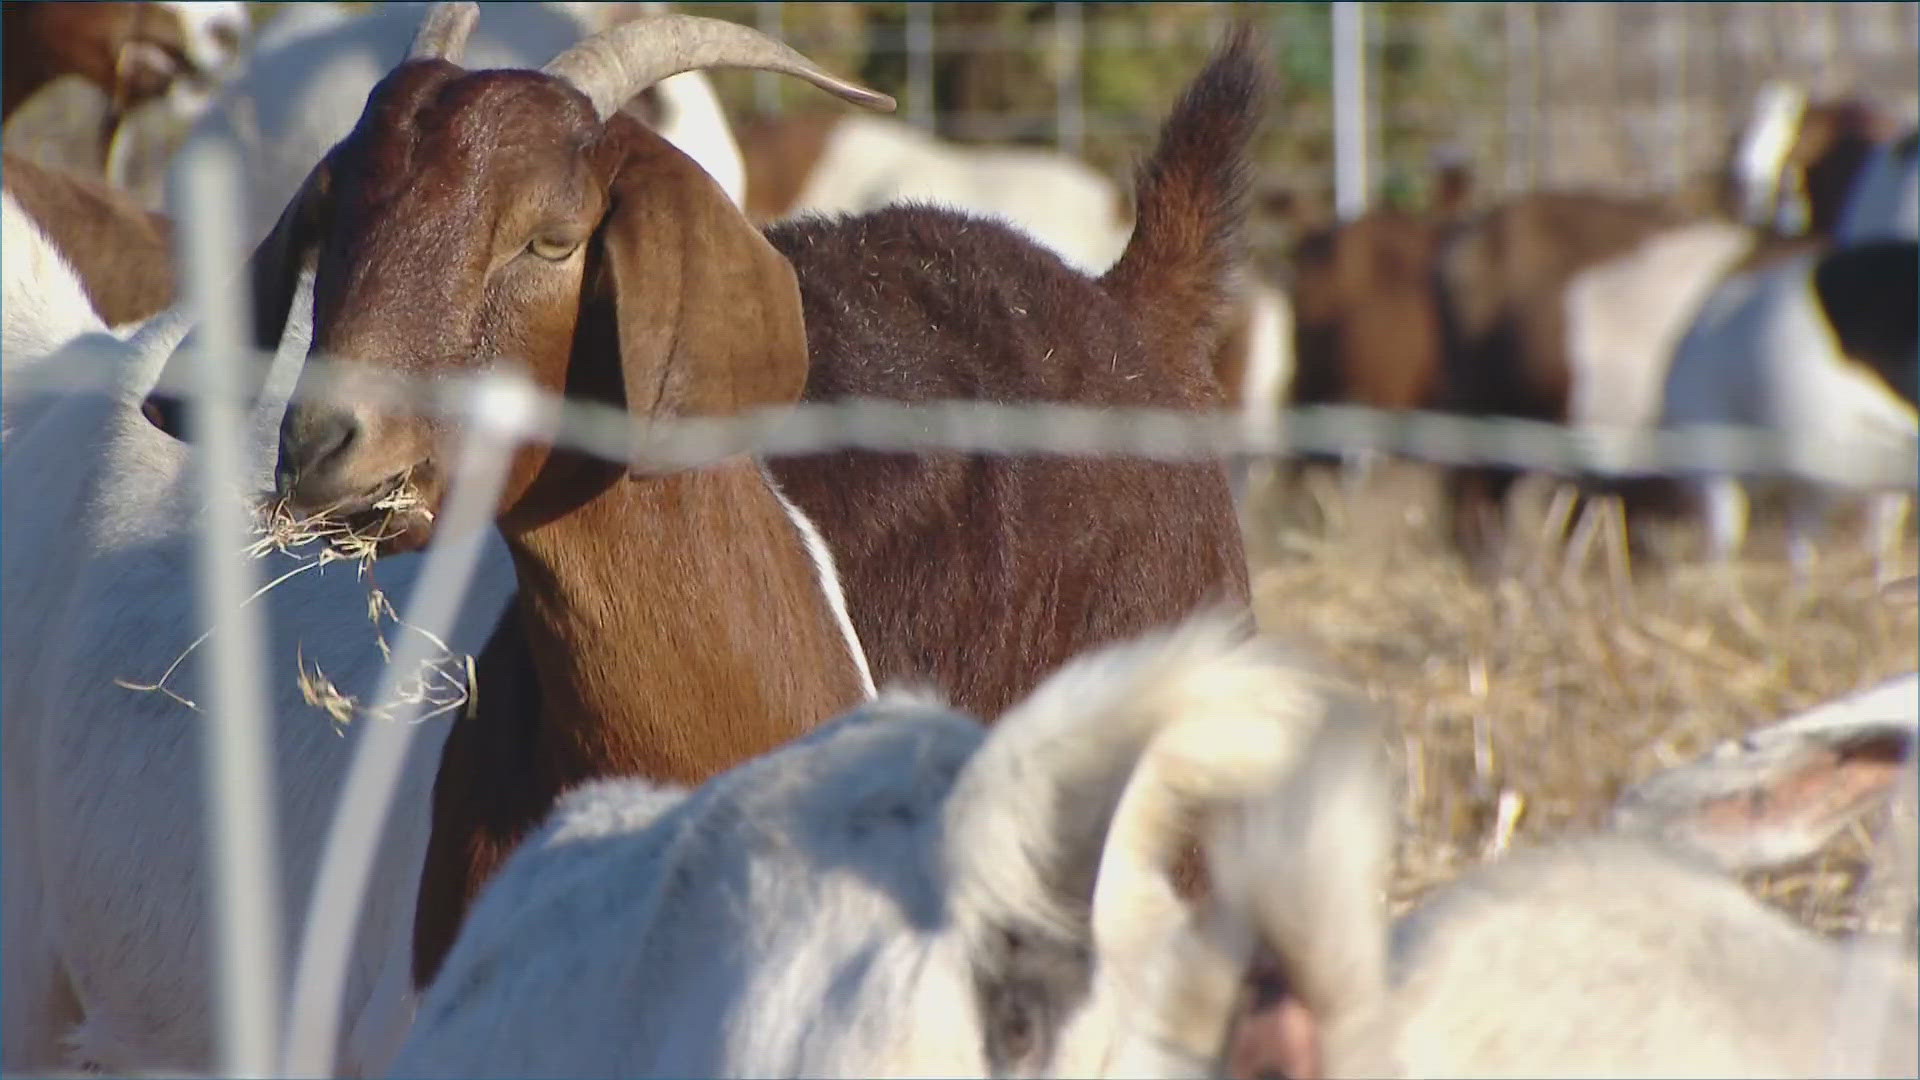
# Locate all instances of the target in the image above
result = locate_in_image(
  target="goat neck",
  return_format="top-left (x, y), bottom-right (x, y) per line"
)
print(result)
top-left (503, 454), bottom-right (865, 777)
top-left (412, 449), bottom-right (869, 990)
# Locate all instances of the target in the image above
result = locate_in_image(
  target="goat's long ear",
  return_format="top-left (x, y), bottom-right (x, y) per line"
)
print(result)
top-left (587, 126), bottom-right (808, 475)
top-left (1609, 672), bottom-right (1917, 874)
top-left (938, 612), bottom-right (1343, 1074)
top-left (141, 153), bottom-right (336, 439)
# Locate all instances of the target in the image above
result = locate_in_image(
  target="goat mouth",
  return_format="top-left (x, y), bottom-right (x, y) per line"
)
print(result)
top-left (345, 470), bottom-right (439, 557)
top-left (279, 468), bottom-right (439, 560)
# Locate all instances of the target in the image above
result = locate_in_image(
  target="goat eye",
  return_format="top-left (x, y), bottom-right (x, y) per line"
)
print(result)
top-left (527, 236), bottom-right (582, 262)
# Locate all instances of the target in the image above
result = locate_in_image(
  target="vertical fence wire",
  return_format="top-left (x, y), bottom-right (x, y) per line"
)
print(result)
top-left (1332, 0), bottom-right (1370, 221)
top-left (753, 0), bottom-right (785, 115)
top-left (906, 2), bottom-right (935, 133)
top-left (277, 371), bottom-right (536, 1078)
top-left (171, 135), bottom-right (285, 1079)
top-left (1053, 1), bottom-right (1085, 159)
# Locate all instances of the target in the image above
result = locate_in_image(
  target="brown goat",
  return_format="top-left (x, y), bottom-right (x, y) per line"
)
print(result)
top-left (1432, 191), bottom-right (1736, 563)
top-left (1, 2), bottom-right (244, 126)
top-left (144, 7), bottom-right (1256, 989)
top-left (169, 7), bottom-right (875, 990)
top-left (1, 151), bottom-right (174, 325)
top-left (1288, 207), bottom-right (1449, 415)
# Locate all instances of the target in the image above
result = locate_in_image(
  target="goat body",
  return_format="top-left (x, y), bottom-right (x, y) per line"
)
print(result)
top-left (1431, 192), bottom-right (1788, 563)
top-left (2, 151), bottom-right (175, 326)
top-left (1, 276), bottom-right (520, 1076)
top-left (737, 111), bottom-right (1133, 275)
top-left (389, 613), bottom-right (1348, 1079)
top-left (1214, 701), bottom-right (1920, 1079)
top-left (764, 31), bottom-right (1262, 721)
top-left (0, 1), bottom-right (246, 124)
top-left (1836, 131), bottom-right (1920, 245)
top-left (1658, 238), bottom-right (1919, 570)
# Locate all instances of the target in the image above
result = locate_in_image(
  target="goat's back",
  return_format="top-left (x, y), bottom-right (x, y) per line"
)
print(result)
top-left (2, 152), bottom-right (173, 327)
top-left (764, 206), bottom-right (1248, 720)
top-left (1383, 836), bottom-right (1919, 1078)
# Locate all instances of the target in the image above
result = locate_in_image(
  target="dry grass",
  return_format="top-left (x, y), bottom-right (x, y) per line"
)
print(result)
top-left (117, 482), bottom-right (473, 730)
top-left (1240, 460), bottom-right (1918, 936)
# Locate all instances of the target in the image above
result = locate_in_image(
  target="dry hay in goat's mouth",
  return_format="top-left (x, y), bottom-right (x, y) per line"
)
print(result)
top-left (116, 478), bottom-right (473, 731)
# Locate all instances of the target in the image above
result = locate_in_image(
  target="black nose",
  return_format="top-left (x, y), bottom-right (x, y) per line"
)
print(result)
top-left (275, 405), bottom-right (362, 499)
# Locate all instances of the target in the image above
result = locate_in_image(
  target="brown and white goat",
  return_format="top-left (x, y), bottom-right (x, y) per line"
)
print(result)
top-left (144, 6), bottom-right (1257, 989)
top-left (1722, 83), bottom-right (1907, 239)
top-left (1430, 190), bottom-right (1799, 565)
top-left (1, 151), bottom-right (174, 326)
top-left (1, 2), bottom-right (246, 143)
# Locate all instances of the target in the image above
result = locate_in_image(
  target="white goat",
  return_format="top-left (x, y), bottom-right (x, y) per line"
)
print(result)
top-left (777, 114), bottom-right (1134, 276)
top-left (0, 259), bottom-right (519, 1076)
top-left (0, 188), bottom-right (124, 440)
top-left (387, 613), bottom-right (1360, 1079)
top-left (1836, 131), bottom-right (1920, 245)
top-left (1212, 705), bottom-right (1920, 1079)
top-left (1657, 239), bottom-right (1917, 575)
top-left (180, 0), bottom-right (747, 250)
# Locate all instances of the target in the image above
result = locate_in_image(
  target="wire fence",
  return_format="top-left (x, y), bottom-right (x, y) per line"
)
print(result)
top-left (8, 6), bottom-right (1920, 1077)
top-left (708, 1), bottom-right (1920, 216)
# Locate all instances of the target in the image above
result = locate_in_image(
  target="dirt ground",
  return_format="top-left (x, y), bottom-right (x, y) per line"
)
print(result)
top-left (1238, 458), bottom-right (1919, 937)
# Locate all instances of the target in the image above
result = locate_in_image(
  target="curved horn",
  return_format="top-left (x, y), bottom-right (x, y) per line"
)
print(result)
top-left (407, 1), bottom-right (479, 63)
top-left (541, 13), bottom-right (895, 122)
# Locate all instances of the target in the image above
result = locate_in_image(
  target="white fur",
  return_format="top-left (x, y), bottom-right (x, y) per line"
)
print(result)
top-left (761, 466), bottom-right (877, 699)
top-left (0, 189), bottom-right (118, 442)
top-left (389, 615), bottom-right (1336, 1078)
top-left (785, 114), bottom-right (1134, 275)
top-left (1564, 220), bottom-right (1756, 431)
top-left (1658, 248), bottom-right (1918, 567)
top-left (155, 2), bottom-right (250, 79)
top-left (1836, 134), bottom-right (1920, 245)
top-left (1733, 81), bottom-right (1811, 230)
top-left (1237, 282), bottom-right (1296, 425)
top-left (1214, 717), bottom-right (1920, 1078)
top-left (0, 283), bottom-right (520, 1077)
top-left (187, 1), bottom-right (748, 253)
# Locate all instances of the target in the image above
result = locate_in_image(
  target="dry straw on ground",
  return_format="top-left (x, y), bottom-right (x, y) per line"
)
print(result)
top-left (1241, 460), bottom-right (1918, 936)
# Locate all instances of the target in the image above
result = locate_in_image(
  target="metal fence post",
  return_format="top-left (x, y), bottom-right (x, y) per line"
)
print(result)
top-left (906, 2), bottom-right (935, 133)
top-left (754, 1), bottom-right (785, 115)
top-left (171, 135), bottom-right (284, 1080)
top-left (1055, 1), bottom-right (1086, 158)
top-left (1332, 0), bottom-right (1370, 220)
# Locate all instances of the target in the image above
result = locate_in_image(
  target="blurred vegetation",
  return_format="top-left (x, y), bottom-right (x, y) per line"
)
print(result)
top-left (690, 2), bottom-right (1503, 221)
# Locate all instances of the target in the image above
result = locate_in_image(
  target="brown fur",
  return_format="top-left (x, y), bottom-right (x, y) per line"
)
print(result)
top-left (1786, 97), bottom-right (1904, 239)
top-left (1288, 208), bottom-right (1447, 413)
top-left (1433, 191), bottom-right (1700, 562)
top-left (184, 61), bottom-right (865, 988)
top-left (143, 26), bottom-right (1265, 985)
top-left (1, 2), bottom-right (217, 121)
top-left (734, 111), bottom-right (841, 224)
top-left (763, 25), bottom-right (1264, 721)
top-left (2, 151), bottom-right (174, 324)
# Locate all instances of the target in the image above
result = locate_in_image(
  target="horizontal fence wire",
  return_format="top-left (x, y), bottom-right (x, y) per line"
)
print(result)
top-left (11, 9), bottom-right (1916, 1078)
top-left (39, 338), bottom-right (1912, 492)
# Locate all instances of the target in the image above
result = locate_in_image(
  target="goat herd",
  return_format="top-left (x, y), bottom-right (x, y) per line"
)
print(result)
top-left (0, 3), bottom-right (1916, 1078)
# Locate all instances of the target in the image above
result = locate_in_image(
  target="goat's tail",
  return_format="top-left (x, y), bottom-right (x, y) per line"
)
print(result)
top-left (1206, 683), bottom-right (1398, 1077)
top-left (1098, 20), bottom-right (1270, 364)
